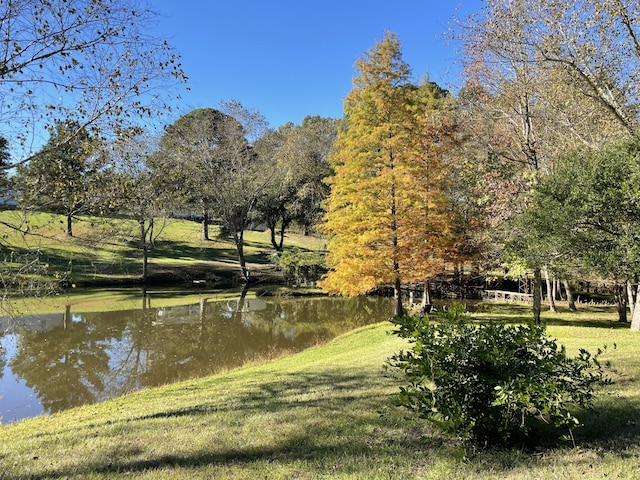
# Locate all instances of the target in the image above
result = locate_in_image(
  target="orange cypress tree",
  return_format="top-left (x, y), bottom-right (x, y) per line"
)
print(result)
top-left (320, 31), bottom-right (457, 315)
top-left (400, 82), bottom-right (459, 290)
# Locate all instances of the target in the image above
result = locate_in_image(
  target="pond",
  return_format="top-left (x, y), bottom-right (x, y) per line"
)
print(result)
top-left (0, 292), bottom-right (394, 424)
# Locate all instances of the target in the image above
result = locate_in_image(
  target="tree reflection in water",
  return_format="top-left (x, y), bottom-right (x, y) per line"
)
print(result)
top-left (0, 294), bottom-right (393, 423)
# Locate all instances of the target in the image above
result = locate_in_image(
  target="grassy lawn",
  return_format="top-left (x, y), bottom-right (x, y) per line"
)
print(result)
top-left (0, 210), bottom-right (325, 285)
top-left (0, 210), bottom-right (326, 314)
top-left (1, 304), bottom-right (639, 479)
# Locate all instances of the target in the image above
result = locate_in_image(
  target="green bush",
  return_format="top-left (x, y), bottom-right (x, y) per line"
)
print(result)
top-left (271, 248), bottom-right (325, 287)
top-left (387, 304), bottom-right (610, 446)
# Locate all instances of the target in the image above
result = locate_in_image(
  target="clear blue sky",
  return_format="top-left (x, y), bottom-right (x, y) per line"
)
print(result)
top-left (153, 1), bottom-right (482, 129)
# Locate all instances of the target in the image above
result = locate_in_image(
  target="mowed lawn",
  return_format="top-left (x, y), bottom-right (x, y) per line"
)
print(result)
top-left (0, 210), bottom-right (324, 292)
top-left (1, 305), bottom-right (639, 479)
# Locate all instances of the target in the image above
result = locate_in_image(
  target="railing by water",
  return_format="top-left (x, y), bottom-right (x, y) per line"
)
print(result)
top-left (483, 290), bottom-right (533, 303)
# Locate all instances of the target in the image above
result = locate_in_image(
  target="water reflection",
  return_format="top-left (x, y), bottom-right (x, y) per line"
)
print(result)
top-left (0, 294), bottom-right (393, 424)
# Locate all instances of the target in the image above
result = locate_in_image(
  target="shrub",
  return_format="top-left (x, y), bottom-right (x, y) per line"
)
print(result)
top-left (387, 304), bottom-right (610, 446)
top-left (271, 248), bottom-right (325, 287)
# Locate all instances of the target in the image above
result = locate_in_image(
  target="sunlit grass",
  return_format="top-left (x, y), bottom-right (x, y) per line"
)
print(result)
top-left (0, 303), bottom-right (639, 479)
top-left (0, 210), bottom-right (326, 314)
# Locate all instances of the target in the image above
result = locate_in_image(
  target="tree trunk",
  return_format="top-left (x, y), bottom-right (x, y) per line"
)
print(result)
top-left (615, 283), bottom-right (628, 323)
top-left (563, 279), bottom-right (577, 311)
top-left (628, 279), bottom-right (637, 319)
top-left (544, 266), bottom-right (556, 312)
top-left (201, 209), bottom-right (209, 241)
top-left (233, 230), bottom-right (250, 282)
top-left (139, 220), bottom-right (148, 283)
top-left (269, 224), bottom-right (278, 250)
top-left (63, 304), bottom-right (71, 329)
top-left (532, 268), bottom-right (542, 325)
top-left (66, 214), bottom-right (73, 237)
top-left (421, 281), bottom-right (431, 309)
top-left (278, 222), bottom-right (286, 251)
top-left (631, 284), bottom-right (640, 332)
top-left (268, 216), bottom-right (287, 252)
top-left (394, 276), bottom-right (403, 317)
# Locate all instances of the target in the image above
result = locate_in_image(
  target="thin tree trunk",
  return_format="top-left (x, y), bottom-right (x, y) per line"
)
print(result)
top-left (544, 266), bottom-right (556, 312)
top-left (269, 216), bottom-right (287, 251)
top-left (394, 276), bottom-right (403, 317)
top-left (269, 221), bottom-right (279, 250)
top-left (201, 209), bottom-right (209, 241)
top-left (421, 281), bottom-right (431, 310)
top-left (63, 304), bottom-right (71, 329)
top-left (533, 268), bottom-right (542, 325)
top-left (278, 223), bottom-right (286, 251)
top-left (66, 214), bottom-right (73, 237)
top-left (139, 220), bottom-right (148, 283)
top-left (233, 230), bottom-right (250, 282)
top-left (563, 278), bottom-right (577, 311)
top-left (628, 279), bottom-right (637, 318)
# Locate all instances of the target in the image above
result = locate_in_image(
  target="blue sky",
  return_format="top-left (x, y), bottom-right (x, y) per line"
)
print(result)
top-left (153, 1), bottom-right (482, 129)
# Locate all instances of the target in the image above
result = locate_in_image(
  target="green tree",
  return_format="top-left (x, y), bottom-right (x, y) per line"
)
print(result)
top-left (288, 116), bottom-right (339, 235)
top-left (156, 103), bottom-right (272, 282)
top-left (253, 126), bottom-right (292, 251)
top-left (320, 32), bottom-right (454, 316)
top-left (215, 101), bottom-right (273, 281)
top-left (456, 0), bottom-right (639, 322)
top-left (256, 116), bottom-right (338, 250)
top-left (155, 108), bottom-right (231, 240)
top-left (14, 121), bottom-right (103, 236)
top-left (106, 131), bottom-right (167, 283)
top-left (521, 137), bottom-right (640, 330)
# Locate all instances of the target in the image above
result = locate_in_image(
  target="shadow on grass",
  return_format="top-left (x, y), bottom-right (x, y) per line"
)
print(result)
top-left (10, 370), bottom-right (445, 479)
top-left (471, 303), bottom-right (629, 329)
top-left (576, 401), bottom-right (640, 451)
top-left (12, 365), bottom-right (640, 479)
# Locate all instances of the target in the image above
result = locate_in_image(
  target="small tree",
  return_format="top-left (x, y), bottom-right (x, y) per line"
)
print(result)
top-left (157, 103), bottom-right (273, 282)
top-left (106, 131), bottom-right (167, 283)
top-left (256, 116), bottom-right (338, 250)
top-left (15, 121), bottom-right (103, 236)
top-left (387, 305), bottom-right (610, 446)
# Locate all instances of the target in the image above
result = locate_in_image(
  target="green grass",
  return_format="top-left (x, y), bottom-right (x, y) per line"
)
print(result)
top-left (0, 210), bottom-right (325, 284)
top-left (0, 210), bottom-right (326, 314)
top-left (1, 304), bottom-right (639, 479)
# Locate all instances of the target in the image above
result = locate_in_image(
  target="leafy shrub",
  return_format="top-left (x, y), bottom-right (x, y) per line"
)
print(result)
top-left (387, 304), bottom-right (610, 446)
top-left (271, 248), bottom-right (325, 287)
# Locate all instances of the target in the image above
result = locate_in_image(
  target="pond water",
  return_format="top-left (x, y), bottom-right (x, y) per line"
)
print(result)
top-left (0, 293), bottom-right (394, 424)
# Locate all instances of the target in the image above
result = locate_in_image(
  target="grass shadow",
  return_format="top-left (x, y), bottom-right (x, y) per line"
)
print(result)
top-left (5, 357), bottom-right (640, 479)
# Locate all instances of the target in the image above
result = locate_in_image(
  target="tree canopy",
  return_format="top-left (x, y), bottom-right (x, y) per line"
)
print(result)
top-left (0, 0), bottom-right (186, 165)
top-left (519, 137), bottom-right (640, 329)
top-left (156, 104), bottom-right (272, 281)
top-left (320, 32), bottom-right (457, 315)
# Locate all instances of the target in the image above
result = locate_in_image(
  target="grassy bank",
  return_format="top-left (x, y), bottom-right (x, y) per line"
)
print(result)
top-left (0, 210), bottom-right (325, 286)
top-left (0, 210), bottom-right (325, 314)
top-left (1, 305), bottom-right (639, 479)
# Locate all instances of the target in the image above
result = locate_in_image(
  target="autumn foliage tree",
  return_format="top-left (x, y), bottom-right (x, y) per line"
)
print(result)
top-left (320, 31), bottom-right (456, 316)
